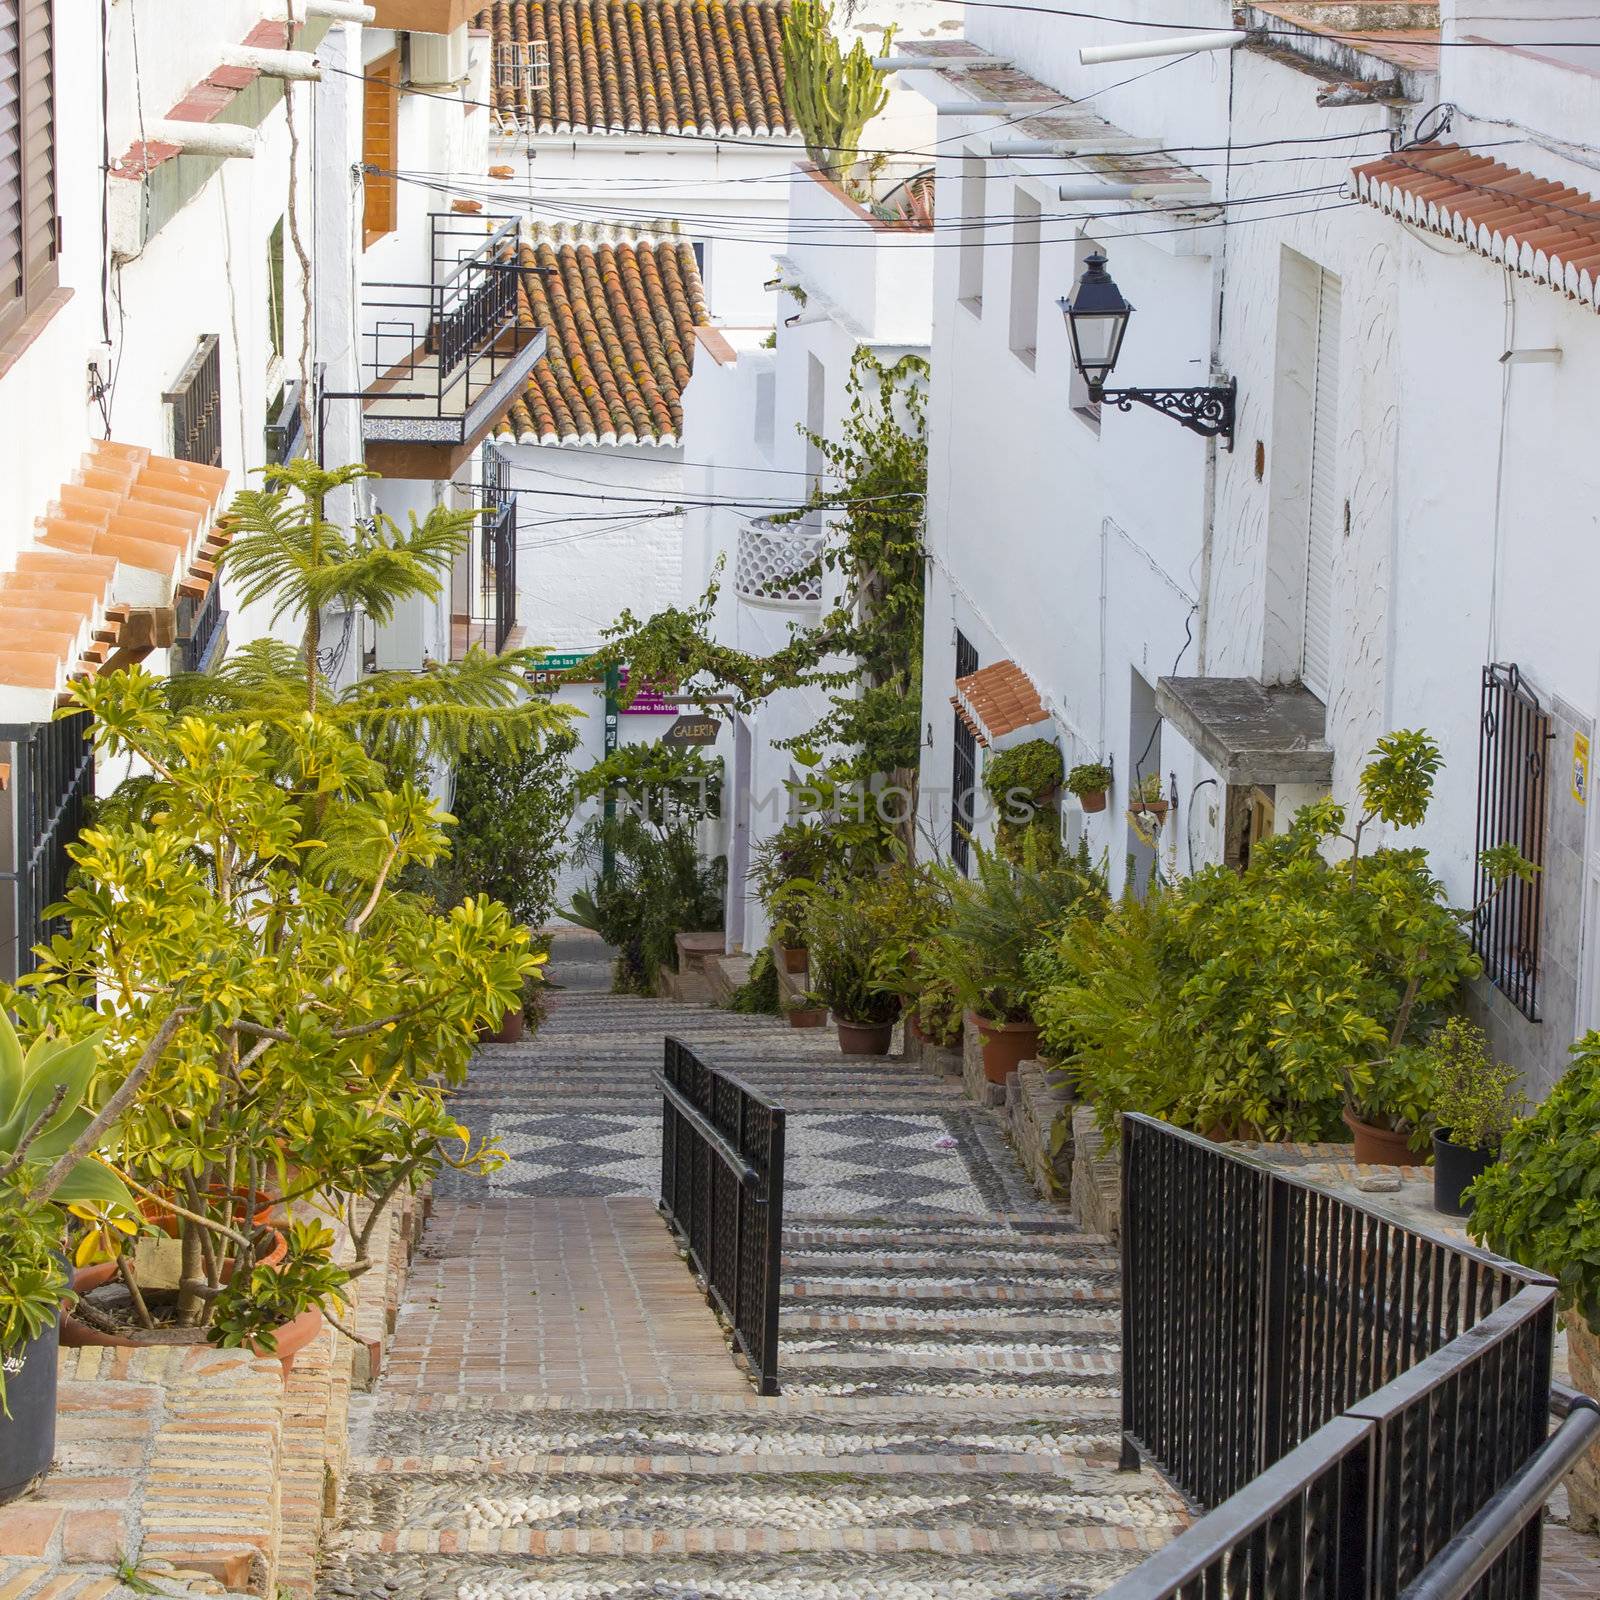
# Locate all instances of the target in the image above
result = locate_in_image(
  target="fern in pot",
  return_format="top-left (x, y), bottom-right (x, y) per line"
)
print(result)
top-left (799, 874), bottom-right (903, 1056)
top-left (1424, 1019), bottom-right (1523, 1216)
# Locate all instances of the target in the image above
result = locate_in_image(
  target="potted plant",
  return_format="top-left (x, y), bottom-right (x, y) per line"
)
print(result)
top-left (1066, 761), bottom-right (1112, 815)
top-left (1127, 773), bottom-right (1168, 823)
top-left (750, 820), bottom-right (838, 973)
top-left (1420, 1018), bottom-right (1524, 1214)
top-left (1471, 1031), bottom-right (1600, 1529)
top-left (32, 667), bottom-right (535, 1371)
top-left (984, 740), bottom-right (1065, 862)
top-left (0, 1017), bottom-right (146, 1504)
top-left (932, 838), bottom-right (1108, 1084)
top-left (785, 992), bottom-right (829, 1030)
top-left (799, 875), bottom-right (903, 1055)
top-left (1340, 1047), bottom-right (1437, 1165)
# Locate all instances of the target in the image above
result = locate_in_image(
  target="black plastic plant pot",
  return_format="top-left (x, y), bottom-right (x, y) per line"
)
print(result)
top-left (0, 1317), bottom-right (58, 1505)
top-left (1432, 1130), bottom-right (1494, 1218)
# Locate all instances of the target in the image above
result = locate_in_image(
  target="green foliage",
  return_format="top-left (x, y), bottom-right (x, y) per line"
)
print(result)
top-left (187, 460), bottom-right (572, 765)
top-left (930, 837), bottom-right (1109, 1025)
top-left (1425, 1018), bottom-right (1525, 1152)
top-left (984, 741), bottom-right (1064, 806)
top-left (0, 1197), bottom-right (67, 1409)
top-left (782, 1), bottom-right (893, 174)
top-left (914, 977), bottom-right (964, 1050)
top-left (727, 948), bottom-right (782, 1016)
top-left (412, 728), bottom-right (578, 928)
top-left (799, 873), bottom-right (906, 1026)
top-left (592, 351), bottom-right (927, 790)
top-left (15, 667), bottom-right (536, 1345)
top-left (1471, 1031), bottom-right (1600, 1333)
top-left (206, 1220), bottom-right (351, 1353)
top-left (1066, 762), bottom-right (1112, 798)
top-left (1035, 733), bottom-right (1502, 1142)
top-left (1358, 728), bottom-right (1444, 831)
top-left (574, 742), bottom-right (724, 829)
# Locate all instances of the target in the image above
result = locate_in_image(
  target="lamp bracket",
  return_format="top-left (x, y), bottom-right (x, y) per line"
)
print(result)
top-left (1092, 378), bottom-right (1236, 448)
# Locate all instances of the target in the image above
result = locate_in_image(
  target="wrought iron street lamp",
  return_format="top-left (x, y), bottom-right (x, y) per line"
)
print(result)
top-left (1058, 252), bottom-right (1236, 447)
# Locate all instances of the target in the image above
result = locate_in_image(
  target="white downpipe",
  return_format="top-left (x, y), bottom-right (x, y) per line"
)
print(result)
top-left (1080, 31), bottom-right (1246, 67)
top-left (220, 44), bottom-right (323, 79)
top-left (150, 121), bottom-right (260, 159)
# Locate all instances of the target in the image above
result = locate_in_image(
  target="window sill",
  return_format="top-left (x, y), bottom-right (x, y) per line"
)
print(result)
top-left (0, 288), bottom-right (74, 384)
top-left (959, 296), bottom-right (983, 318)
top-left (1071, 403), bottom-right (1102, 434)
top-left (1011, 346), bottom-right (1036, 371)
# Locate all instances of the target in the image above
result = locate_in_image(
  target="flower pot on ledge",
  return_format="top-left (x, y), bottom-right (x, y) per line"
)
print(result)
top-left (786, 1006), bottom-right (827, 1029)
top-left (969, 1012), bottom-right (1040, 1085)
top-left (1432, 1130), bottom-right (1495, 1216)
top-left (1342, 1105), bottom-right (1426, 1167)
top-left (777, 943), bottom-right (808, 974)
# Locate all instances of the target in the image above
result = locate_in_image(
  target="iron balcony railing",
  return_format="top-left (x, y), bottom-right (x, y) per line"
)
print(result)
top-left (172, 579), bottom-right (225, 674)
top-left (0, 711), bottom-right (94, 981)
top-left (164, 334), bottom-right (224, 468)
top-left (360, 214), bottom-right (547, 449)
top-left (1105, 1114), bottom-right (1600, 1600)
top-left (734, 517), bottom-right (824, 610)
top-left (657, 1036), bottom-right (785, 1395)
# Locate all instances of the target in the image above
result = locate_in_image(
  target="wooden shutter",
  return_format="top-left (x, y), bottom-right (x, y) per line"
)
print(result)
top-left (363, 50), bottom-right (399, 246)
top-left (0, 0), bottom-right (55, 341)
top-left (1300, 268), bottom-right (1341, 699)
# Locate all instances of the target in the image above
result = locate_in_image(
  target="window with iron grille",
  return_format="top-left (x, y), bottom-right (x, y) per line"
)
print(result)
top-left (164, 333), bottom-right (223, 468)
top-left (951, 631), bottom-right (978, 874)
top-left (1473, 662), bottom-right (1552, 1021)
top-left (0, 0), bottom-right (58, 346)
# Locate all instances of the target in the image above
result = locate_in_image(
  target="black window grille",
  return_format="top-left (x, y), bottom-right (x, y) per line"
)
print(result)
top-left (0, 711), bottom-right (94, 982)
top-left (951, 631), bottom-right (978, 873)
top-left (172, 580), bottom-right (225, 675)
top-left (164, 334), bottom-right (223, 468)
top-left (479, 445), bottom-right (518, 653)
top-left (1473, 662), bottom-right (1551, 1021)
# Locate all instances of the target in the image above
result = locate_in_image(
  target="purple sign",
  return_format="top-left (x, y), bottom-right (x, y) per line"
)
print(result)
top-left (619, 670), bottom-right (679, 715)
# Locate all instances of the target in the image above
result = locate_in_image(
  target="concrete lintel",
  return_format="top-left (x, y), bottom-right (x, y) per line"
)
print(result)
top-left (1157, 674), bottom-right (1334, 788)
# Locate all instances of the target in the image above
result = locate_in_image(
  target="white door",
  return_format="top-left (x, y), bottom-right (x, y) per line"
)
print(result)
top-left (1300, 269), bottom-right (1341, 699)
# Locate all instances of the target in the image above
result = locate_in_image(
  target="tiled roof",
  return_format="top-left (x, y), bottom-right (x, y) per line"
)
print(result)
top-left (1351, 144), bottom-right (1600, 313)
top-left (0, 440), bottom-right (229, 719)
top-left (494, 223), bottom-right (710, 447)
top-left (475, 0), bottom-right (794, 137)
top-left (952, 660), bottom-right (1049, 748)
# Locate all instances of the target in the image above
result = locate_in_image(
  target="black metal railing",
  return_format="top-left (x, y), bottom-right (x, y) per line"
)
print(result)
top-left (1105, 1114), bottom-right (1600, 1600)
top-left (360, 214), bottom-right (544, 442)
top-left (658, 1036), bottom-right (785, 1395)
top-left (951, 630), bottom-right (978, 874)
top-left (0, 711), bottom-right (94, 981)
top-left (1473, 662), bottom-right (1551, 1021)
top-left (164, 334), bottom-right (223, 467)
top-left (172, 579), bottom-right (225, 674)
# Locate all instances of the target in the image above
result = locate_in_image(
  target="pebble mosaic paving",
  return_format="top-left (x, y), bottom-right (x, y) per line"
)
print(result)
top-left (316, 934), bottom-right (1189, 1599)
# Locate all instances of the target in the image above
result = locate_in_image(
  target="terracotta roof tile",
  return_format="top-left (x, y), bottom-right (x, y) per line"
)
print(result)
top-left (953, 660), bottom-right (1049, 748)
top-left (495, 222), bottom-right (710, 447)
top-left (0, 440), bottom-right (229, 719)
top-left (475, 1), bottom-right (793, 137)
top-left (1351, 143), bottom-right (1600, 312)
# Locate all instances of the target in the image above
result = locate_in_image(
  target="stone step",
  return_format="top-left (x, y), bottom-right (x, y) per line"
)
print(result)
top-left (782, 1249), bottom-right (1116, 1273)
top-left (335, 1467), bottom-right (1184, 1538)
top-left (317, 1548), bottom-right (1149, 1599)
top-left (780, 1309), bottom-right (1122, 1336)
top-left (350, 1451), bottom-right (1126, 1478)
top-left (779, 1346), bottom-right (1119, 1375)
top-left (783, 1277), bottom-right (1119, 1304)
top-left (776, 1370), bottom-right (1120, 1401)
top-left (324, 1523), bottom-right (1173, 1560)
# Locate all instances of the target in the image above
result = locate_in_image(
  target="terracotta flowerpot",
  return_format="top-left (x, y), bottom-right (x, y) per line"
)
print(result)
top-left (786, 1007), bottom-right (827, 1029)
top-left (1127, 801), bottom-right (1169, 825)
top-left (970, 1012), bottom-right (1041, 1085)
top-left (64, 1227), bottom-right (291, 1352)
top-left (836, 1018), bottom-right (894, 1056)
top-left (1076, 789), bottom-right (1108, 814)
top-left (1565, 1317), bottom-right (1600, 1532)
top-left (478, 1007), bottom-right (525, 1044)
top-left (778, 944), bottom-right (808, 974)
top-left (1342, 1105), bottom-right (1426, 1166)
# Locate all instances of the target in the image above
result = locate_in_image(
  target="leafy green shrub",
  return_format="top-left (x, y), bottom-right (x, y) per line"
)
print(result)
top-left (930, 837), bottom-right (1108, 1025)
top-left (985, 740), bottom-right (1065, 864)
top-left (1035, 732), bottom-right (1532, 1142)
top-left (727, 948), bottom-right (782, 1015)
top-left (914, 976), bottom-right (964, 1049)
top-left (1421, 1017), bottom-right (1523, 1151)
top-left (800, 873), bottom-right (910, 1026)
top-left (1471, 1032), bottom-right (1600, 1333)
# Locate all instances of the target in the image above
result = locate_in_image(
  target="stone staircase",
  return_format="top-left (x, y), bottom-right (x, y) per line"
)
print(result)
top-left (316, 946), bottom-right (1185, 1599)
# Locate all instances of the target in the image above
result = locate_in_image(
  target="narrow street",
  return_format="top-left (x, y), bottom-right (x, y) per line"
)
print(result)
top-left (316, 935), bottom-right (1188, 1598)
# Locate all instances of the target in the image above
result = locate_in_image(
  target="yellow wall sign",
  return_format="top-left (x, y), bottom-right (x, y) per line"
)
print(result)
top-left (1574, 731), bottom-right (1590, 807)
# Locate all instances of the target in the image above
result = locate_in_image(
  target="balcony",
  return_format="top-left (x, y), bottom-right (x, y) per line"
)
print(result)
top-left (734, 517), bottom-right (824, 612)
top-left (360, 215), bottom-right (548, 479)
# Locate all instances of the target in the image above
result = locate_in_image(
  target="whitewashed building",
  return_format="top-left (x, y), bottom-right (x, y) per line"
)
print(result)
top-left (902, 2), bottom-right (1600, 1094)
top-left (679, 159), bottom-right (934, 950)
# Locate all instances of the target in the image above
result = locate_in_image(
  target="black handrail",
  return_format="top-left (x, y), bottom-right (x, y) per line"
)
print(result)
top-left (657, 1036), bottom-right (785, 1395)
top-left (1105, 1113), bottom-right (1592, 1600)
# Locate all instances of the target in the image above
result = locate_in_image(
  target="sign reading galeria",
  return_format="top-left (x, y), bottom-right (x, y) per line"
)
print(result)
top-left (660, 713), bottom-right (720, 749)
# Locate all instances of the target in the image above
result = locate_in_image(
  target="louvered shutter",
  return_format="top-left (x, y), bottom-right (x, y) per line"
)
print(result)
top-left (363, 51), bottom-right (399, 245)
top-left (18, 0), bottom-right (50, 304)
top-left (1300, 269), bottom-right (1341, 699)
top-left (0, 5), bottom-right (21, 320)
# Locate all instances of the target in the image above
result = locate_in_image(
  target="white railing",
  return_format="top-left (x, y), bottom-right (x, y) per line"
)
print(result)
top-left (734, 517), bottom-right (824, 610)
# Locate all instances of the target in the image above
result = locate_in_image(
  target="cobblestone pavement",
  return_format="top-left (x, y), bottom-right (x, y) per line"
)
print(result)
top-left (317, 935), bottom-right (1186, 1598)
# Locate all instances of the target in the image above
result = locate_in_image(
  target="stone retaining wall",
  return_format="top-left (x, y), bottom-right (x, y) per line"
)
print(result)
top-left (1005, 1064), bottom-right (1075, 1201)
top-left (1069, 1107), bottom-right (1121, 1240)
